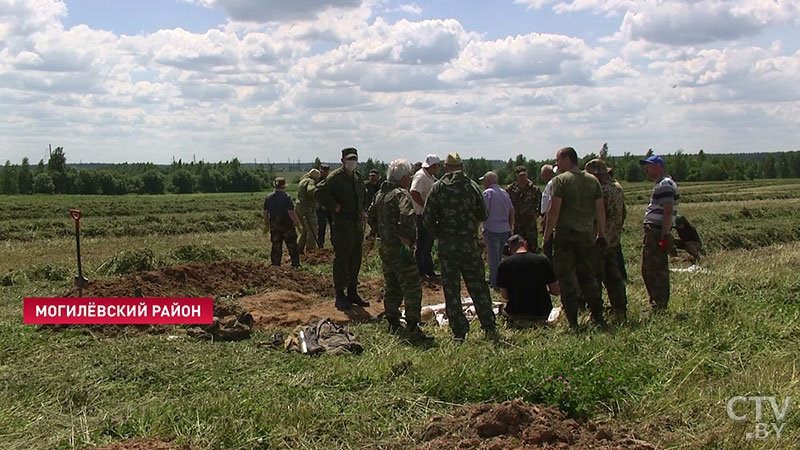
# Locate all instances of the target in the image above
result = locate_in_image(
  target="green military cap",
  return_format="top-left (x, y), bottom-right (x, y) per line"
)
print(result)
top-left (514, 165), bottom-right (528, 176)
top-left (444, 152), bottom-right (462, 165)
top-left (585, 158), bottom-right (612, 175)
top-left (342, 147), bottom-right (358, 159)
top-left (274, 177), bottom-right (286, 187)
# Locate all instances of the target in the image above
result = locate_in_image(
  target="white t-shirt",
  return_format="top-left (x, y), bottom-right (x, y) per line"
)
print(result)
top-left (541, 179), bottom-right (553, 215)
top-left (410, 168), bottom-right (436, 215)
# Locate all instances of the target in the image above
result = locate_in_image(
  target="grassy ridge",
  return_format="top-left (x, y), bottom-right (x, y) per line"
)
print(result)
top-left (1, 179), bottom-right (800, 449)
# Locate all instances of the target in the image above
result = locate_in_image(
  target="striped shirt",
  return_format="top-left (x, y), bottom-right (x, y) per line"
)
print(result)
top-left (643, 176), bottom-right (679, 227)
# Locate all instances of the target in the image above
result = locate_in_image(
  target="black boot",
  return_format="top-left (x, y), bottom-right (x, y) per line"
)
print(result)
top-left (335, 289), bottom-right (350, 311)
top-left (404, 323), bottom-right (434, 345)
top-left (347, 284), bottom-right (370, 307)
top-left (386, 317), bottom-right (404, 335)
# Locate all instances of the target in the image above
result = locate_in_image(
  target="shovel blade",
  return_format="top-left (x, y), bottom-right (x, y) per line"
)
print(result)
top-left (74, 275), bottom-right (89, 289)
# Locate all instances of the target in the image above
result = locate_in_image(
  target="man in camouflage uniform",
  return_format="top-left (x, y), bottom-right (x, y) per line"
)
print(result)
top-left (263, 177), bottom-right (301, 268)
top-left (315, 148), bottom-right (369, 311)
top-left (296, 168), bottom-right (321, 253)
top-left (423, 152), bottom-right (497, 341)
top-left (543, 147), bottom-right (606, 328)
top-left (368, 159), bottom-right (433, 344)
top-left (585, 159), bottom-right (627, 321)
top-left (506, 165), bottom-right (542, 253)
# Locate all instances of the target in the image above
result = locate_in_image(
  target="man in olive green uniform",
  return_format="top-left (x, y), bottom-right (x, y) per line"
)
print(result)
top-left (423, 153), bottom-right (497, 341)
top-left (585, 159), bottom-right (627, 321)
top-left (543, 147), bottom-right (607, 328)
top-left (506, 165), bottom-right (542, 253)
top-left (368, 159), bottom-right (433, 344)
top-left (296, 168), bottom-right (321, 253)
top-left (315, 148), bottom-right (369, 311)
top-left (263, 177), bottom-right (301, 268)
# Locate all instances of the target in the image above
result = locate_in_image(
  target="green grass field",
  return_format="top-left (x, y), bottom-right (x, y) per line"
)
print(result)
top-left (1, 179), bottom-right (799, 449)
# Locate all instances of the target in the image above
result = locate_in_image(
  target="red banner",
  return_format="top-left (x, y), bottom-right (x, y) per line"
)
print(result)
top-left (23, 297), bottom-right (213, 324)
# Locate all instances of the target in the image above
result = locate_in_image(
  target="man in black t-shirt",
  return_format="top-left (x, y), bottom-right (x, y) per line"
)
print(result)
top-left (496, 234), bottom-right (560, 326)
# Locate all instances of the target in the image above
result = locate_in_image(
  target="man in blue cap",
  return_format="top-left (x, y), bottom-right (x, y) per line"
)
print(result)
top-left (640, 154), bottom-right (679, 311)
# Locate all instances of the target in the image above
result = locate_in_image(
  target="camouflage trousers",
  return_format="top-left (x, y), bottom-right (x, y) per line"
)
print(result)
top-left (552, 229), bottom-right (603, 326)
top-left (269, 217), bottom-right (300, 267)
top-left (331, 218), bottom-right (364, 292)
top-left (296, 207), bottom-right (319, 252)
top-left (642, 225), bottom-right (671, 309)
top-left (514, 219), bottom-right (539, 253)
top-left (438, 236), bottom-right (496, 337)
top-left (596, 244), bottom-right (627, 316)
top-left (379, 242), bottom-right (422, 326)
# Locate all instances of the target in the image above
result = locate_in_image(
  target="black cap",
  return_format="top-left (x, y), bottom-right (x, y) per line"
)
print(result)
top-left (369, 169), bottom-right (379, 175)
top-left (506, 234), bottom-right (527, 248)
top-left (320, 163), bottom-right (330, 170)
top-left (342, 147), bottom-right (358, 158)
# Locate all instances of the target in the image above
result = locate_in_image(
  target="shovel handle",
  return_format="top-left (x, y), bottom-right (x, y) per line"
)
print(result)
top-left (69, 209), bottom-right (82, 222)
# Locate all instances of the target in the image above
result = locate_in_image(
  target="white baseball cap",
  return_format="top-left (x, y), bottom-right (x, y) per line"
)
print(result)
top-left (421, 154), bottom-right (441, 168)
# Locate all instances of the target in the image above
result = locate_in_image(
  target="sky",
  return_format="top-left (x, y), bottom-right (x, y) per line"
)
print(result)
top-left (1, 0), bottom-right (799, 164)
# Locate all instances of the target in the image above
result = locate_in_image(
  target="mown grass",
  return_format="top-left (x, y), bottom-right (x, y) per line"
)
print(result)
top-left (1, 179), bottom-right (800, 449)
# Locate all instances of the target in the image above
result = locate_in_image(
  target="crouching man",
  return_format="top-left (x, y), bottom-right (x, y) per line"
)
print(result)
top-left (367, 159), bottom-right (433, 344)
top-left (496, 234), bottom-right (560, 327)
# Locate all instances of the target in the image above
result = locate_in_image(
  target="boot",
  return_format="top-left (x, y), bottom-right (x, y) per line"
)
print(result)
top-left (404, 324), bottom-right (434, 344)
top-left (335, 289), bottom-right (351, 311)
top-left (386, 317), bottom-right (404, 335)
top-left (347, 284), bottom-right (370, 307)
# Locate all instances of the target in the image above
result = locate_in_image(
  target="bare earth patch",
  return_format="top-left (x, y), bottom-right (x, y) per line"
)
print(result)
top-left (416, 399), bottom-right (656, 450)
top-left (86, 437), bottom-right (192, 450)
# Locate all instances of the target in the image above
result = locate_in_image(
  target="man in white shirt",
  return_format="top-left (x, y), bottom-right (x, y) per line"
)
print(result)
top-left (540, 164), bottom-right (556, 262)
top-left (410, 154), bottom-right (441, 277)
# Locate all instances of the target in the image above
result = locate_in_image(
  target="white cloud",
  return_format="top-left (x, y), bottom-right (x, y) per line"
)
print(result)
top-left (186, 0), bottom-right (363, 22)
top-left (440, 33), bottom-right (600, 85)
top-left (518, 0), bottom-right (800, 45)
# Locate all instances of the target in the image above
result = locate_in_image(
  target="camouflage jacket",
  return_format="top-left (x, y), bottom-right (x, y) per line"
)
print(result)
top-left (315, 167), bottom-right (367, 221)
top-left (296, 175), bottom-right (318, 212)
top-left (506, 179), bottom-right (541, 223)
top-left (600, 178), bottom-right (626, 248)
top-left (423, 170), bottom-right (487, 239)
top-left (367, 181), bottom-right (416, 248)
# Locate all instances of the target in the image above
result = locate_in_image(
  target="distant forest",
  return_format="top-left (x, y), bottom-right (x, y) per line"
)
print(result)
top-left (1, 146), bottom-right (799, 195)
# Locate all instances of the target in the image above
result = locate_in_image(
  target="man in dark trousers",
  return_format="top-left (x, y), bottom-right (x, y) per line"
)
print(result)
top-left (542, 147), bottom-right (607, 328)
top-left (316, 164), bottom-right (333, 246)
top-left (315, 148), bottom-right (369, 310)
top-left (263, 177), bottom-right (301, 268)
top-left (496, 234), bottom-right (559, 327)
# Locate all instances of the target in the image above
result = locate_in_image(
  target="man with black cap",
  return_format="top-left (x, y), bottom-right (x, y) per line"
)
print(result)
top-left (316, 163), bottom-right (332, 246)
top-left (496, 234), bottom-right (559, 327)
top-left (263, 177), bottom-right (301, 268)
top-left (640, 154), bottom-right (679, 311)
top-left (315, 148), bottom-right (369, 310)
top-left (365, 169), bottom-right (381, 207)
top-left (506, 165), bottom-right (542, 253)
top-left (424, 152), bottom-right (497, 341)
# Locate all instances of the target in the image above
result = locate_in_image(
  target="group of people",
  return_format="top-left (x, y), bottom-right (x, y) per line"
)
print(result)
top-left (263, 146), bottom-right (700, 343)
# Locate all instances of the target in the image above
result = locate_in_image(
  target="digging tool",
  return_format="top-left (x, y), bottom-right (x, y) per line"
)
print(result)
top-left (70, 209), bottom-right (89, 296)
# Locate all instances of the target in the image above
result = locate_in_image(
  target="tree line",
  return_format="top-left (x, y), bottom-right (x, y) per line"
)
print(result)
top-left (463, 147), bottom-right (800, 186)
top-left (2, 146), bottom-right (799, 195)
top-left (0, 147), bottom-right (274, 195)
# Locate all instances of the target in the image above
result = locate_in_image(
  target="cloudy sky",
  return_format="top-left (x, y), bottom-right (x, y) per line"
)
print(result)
top-left (1, 0), bottom-right (799, 164)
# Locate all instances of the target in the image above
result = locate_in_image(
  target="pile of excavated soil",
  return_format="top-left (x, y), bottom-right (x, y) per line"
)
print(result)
top-left (63, 260), bottom-right (334, 299)
top-left (53, 260), bottom-right (473, 335)
top-left (86, 437), bottom-right (192, 450)
top-left (416, 399), bottom-right (656, 450)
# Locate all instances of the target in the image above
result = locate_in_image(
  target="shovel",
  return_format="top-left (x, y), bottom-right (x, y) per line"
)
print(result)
top-left (69, 209), bottom-right (89, 296)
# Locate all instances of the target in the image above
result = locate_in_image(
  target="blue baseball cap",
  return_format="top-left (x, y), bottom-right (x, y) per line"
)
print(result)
top-left (639, 155), bottom-right (664, 168)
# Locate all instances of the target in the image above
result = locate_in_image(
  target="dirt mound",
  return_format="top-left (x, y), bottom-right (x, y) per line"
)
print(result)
top-left (417, 399), bottom-right (656, 450)
top-left (86, 437), bottom-right (192, 450)
top-left (299, 248), bottom-right (335, 265)
top-left (63, 260), bottom-right (334, 299)
top-left (239, 289), bottom-right (379, 328)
